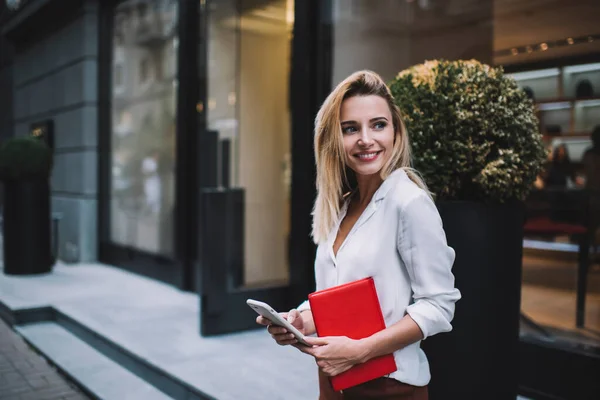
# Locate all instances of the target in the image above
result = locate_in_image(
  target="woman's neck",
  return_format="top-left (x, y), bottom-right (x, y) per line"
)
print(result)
top-left (354, 173), bottom-right (384, 207)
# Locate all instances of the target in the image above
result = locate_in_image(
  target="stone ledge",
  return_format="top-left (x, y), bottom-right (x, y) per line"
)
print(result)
top-left (0, 301), bottom-right (217, 400)
top-left (17, 321), bottom-right (172, 400)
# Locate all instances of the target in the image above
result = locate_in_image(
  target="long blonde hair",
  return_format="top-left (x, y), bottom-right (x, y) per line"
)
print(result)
top-left (311, 70), bottom-right (430, 244)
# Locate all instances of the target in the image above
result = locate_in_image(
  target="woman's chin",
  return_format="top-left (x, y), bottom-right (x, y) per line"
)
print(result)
top-left (351, 164), bottom-right (384, 177)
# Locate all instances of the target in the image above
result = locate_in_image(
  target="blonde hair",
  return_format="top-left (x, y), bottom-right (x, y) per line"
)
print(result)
top-left (311, 70), bottom-right (430, 244)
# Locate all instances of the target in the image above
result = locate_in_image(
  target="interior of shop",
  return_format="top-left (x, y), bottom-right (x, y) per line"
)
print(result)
top-left (495, 0), bottom-right (600, 351)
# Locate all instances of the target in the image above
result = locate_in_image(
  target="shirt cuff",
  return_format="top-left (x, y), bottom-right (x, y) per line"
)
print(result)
top-left (406, 299), bottom-right (454, 340)
top-left (297, 300), bottom-right (311, 312)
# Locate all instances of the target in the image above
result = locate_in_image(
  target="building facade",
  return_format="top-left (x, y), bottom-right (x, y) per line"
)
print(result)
top-left (0, 0), bottom-right (496, 286)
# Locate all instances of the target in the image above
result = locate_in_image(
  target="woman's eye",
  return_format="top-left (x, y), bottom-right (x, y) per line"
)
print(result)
top-left (342, 126), bottom-right (357, 134)
top-left (373, 121), bottom-right (387, 130)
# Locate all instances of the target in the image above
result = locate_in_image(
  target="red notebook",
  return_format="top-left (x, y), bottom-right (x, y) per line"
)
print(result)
top-left (308, 277), bottom-right (397, 392)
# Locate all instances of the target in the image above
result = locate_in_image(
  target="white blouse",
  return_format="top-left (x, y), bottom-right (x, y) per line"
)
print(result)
top-left (298, 168), bottom-right (461, 387)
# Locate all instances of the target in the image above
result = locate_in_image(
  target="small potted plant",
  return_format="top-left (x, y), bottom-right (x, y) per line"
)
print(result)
top-left (389, 59), bottom-right (547, 398)
top-left (0, 135), bottom-right (53, 275)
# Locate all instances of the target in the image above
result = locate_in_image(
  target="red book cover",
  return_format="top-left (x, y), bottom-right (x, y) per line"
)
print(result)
top-left (308, 277), bottom-right (397, 392)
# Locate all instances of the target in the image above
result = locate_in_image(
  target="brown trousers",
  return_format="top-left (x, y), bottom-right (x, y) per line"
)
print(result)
top-left (318, 369), bottom-right (428, 400)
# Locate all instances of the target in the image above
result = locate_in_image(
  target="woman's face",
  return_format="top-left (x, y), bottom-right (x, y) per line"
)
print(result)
top-left (340, 95), bottom-right (396, 177)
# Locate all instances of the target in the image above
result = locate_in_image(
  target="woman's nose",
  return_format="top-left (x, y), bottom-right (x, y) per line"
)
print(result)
top-left (358, 129), bottom-right (374, 146)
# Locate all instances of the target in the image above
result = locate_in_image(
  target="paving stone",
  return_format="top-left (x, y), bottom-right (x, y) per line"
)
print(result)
top-left (0, 318), bottom-right (90, 400)
top-left (15, 322), bottom-right (173, 400)
top-left (27, 376), bottom-right (49, 389)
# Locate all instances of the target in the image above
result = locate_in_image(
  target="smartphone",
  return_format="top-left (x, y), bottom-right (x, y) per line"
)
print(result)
top-left (246, 299), bottom-right (310, 346)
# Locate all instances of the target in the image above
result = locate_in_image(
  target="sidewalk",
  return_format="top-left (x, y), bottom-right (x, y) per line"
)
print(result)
top-left (0, 317), bottom-right (89, 400)
top-left (0, 262), bottom-right (318, 400)
top-left (0, 261), bottom-right (532, 400)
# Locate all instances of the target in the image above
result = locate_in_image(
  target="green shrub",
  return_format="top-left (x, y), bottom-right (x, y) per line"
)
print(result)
top-left (0, 136), bottom-right (53, 181)
top-left (389, 59), bottom-right (547, 202)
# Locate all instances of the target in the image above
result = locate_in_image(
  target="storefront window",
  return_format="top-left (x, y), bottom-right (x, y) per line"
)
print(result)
top-left (206, 0), bottom-right (294, 286)
top-left (497, 0), bottom-right (600, 354)
top-left (509, 63), bottom-right (600, 349)
top-left (110, 0), bottom-right (178, 256)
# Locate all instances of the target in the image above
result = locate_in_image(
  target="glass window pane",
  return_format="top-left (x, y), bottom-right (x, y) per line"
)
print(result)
top-left (497, 0), bottom-right (600, 366)
top-left (110, 0), bottom-right (178, 256)
top-left (207, 0), bottom-right (293, 286)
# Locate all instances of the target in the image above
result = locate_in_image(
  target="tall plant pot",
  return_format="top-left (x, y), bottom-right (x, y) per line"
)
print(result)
top-left (2, 180), bottom-right (52, 275)
top-left (421, 201), bottom-right (525, 399)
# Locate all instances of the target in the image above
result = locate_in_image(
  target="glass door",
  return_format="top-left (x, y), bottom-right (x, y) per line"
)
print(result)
top-left (198, 0), bottom-right (322, 335)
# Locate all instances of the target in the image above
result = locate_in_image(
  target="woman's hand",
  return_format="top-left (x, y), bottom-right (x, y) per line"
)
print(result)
top-left (256, 309), bottom-right (305, 346)
top-left (300, 336), bottom-right (369, 377)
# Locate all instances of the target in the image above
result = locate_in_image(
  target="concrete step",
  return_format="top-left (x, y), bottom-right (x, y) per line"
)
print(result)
top-left (16, 321), bottom-right (173, 400)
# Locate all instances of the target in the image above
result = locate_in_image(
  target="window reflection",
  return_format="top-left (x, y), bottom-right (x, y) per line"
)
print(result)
top-left (110, 0), bottom-right (178, 256)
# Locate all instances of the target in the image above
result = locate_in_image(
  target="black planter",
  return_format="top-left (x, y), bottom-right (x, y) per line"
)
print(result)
top-left (421, 201), bottom-right (525, 399)
top-left (2, 180), bottom-right (52, 275)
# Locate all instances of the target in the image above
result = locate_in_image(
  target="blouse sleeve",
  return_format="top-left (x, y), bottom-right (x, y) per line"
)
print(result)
top-left (397, 192), bottom-right (461, 339)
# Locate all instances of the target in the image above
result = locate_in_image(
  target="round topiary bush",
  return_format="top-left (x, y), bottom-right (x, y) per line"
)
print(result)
top-left (389, 59), bottom-right (547, 203)
top-left (0, 136), bottom-right (53, 181)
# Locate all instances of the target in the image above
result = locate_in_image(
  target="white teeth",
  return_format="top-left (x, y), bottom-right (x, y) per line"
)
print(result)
top-left (357, 152), bottom-right (379, 160)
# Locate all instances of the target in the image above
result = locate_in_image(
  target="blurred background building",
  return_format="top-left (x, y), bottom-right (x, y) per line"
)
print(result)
top-left (0, 1), bottom-right (599, 398)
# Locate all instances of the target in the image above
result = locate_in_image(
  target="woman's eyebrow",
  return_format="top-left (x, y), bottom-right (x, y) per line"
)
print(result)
top-left (341, 117), bottom-right (389, 125)
top-left (370, 117), bottom-right (388, 122)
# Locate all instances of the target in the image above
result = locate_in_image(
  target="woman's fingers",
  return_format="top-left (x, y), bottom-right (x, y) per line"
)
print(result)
top-left (256, 311), bottom-right (301, 347)
top-left (267, 325), bottom-right (288, 335)
top-left (256, 315), bottom-right (270, 326)
top-left (270, 331), bottom-right (292, 340)
top-left (286, 309), bottom-right (300, 324)
top-left (271, 331), bottom-right (296, 345)
top-left (276, 337), bottom-right (298, 346)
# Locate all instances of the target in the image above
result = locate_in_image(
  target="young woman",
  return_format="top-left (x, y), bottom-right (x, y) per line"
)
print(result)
top-left (257, 70), bottom-right (461, 399)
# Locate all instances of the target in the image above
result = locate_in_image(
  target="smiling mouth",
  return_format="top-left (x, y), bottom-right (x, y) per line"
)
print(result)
top-left (354, 150), bottom-right (383, 161)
